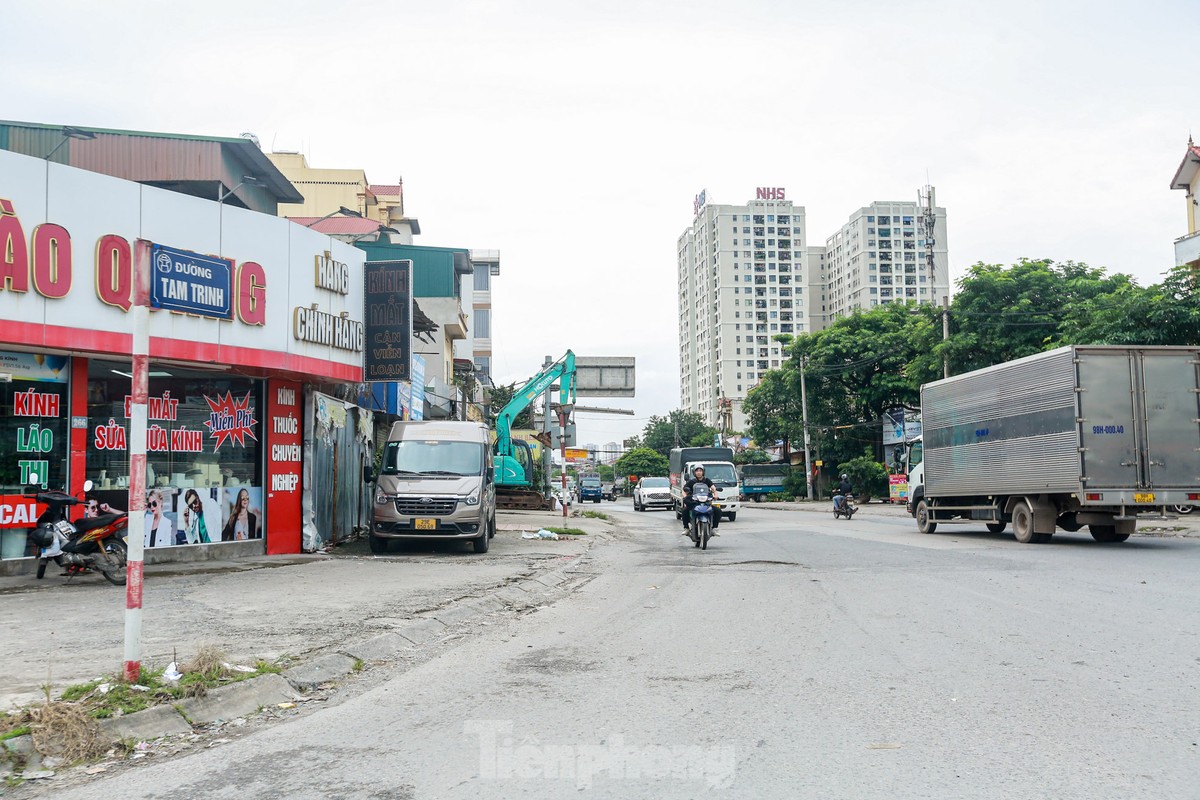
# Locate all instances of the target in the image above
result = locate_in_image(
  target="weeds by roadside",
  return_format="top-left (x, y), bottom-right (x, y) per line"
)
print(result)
top-left (574, 510), bottom-right (609, 520)
top-left (543, 526), bottom-right (587, 536)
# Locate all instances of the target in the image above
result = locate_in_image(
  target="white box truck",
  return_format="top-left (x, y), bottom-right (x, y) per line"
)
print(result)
top-left (906, 345), bottom-right (1200, 543)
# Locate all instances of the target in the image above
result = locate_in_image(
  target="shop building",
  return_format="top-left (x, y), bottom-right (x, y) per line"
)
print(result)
top-left (0, 145), bottom-right (368, 573)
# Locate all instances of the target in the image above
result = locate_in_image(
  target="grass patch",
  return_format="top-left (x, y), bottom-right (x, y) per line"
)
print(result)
top-left (44, 649), bottom-right (287, 722)
top-left (575, 510), bottom-right (609, 520)
top-left (544, 526), bottom-right (587, 536)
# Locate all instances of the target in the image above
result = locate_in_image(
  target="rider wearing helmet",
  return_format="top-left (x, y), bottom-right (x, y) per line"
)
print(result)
top-left (833, 473), bottom-right (854, 511)
top-left (682, 465), bottom-right (720, 533)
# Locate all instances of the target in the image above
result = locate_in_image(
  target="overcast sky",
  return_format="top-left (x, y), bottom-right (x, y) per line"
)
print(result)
top-left (3, 0), bottom-right (1196, 448)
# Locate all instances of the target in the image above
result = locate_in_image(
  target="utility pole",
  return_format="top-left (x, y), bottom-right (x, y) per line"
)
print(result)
top-left (942, 296), bottom-right (950, 379)
top-left (124, 240), bottom-right (151, 682)
top-left (800, 356), bottom-right (814, 501)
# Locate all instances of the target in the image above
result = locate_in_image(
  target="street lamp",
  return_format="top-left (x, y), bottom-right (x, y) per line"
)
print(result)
top-left (43, 126), bottom-right (96, 160)
top-left (218, 175), bottom-right (265, 204)
top-left (305, 206), bottom-right (363, 228)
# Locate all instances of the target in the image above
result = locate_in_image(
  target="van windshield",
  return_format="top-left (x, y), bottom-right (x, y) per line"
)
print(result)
top-left (382, 441), bottom-right (484, 477)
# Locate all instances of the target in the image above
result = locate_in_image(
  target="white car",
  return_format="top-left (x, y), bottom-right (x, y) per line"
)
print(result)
top-left (633, 477), bottom-right (674, 511)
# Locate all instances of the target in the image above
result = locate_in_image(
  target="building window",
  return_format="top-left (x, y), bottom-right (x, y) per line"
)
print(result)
top-left (473, 268), bottom-right (490, 291)
top-left (473, 309), bottom-right (491, 338)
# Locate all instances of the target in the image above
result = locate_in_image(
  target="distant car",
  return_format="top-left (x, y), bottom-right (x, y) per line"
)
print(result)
top-left (633, 477), bottom-right (673, 512)
top-left (601, 482), bottom-right (616, 501)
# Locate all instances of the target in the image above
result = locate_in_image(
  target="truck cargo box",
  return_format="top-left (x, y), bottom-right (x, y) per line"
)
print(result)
top-left (922, 345), bottom-right (1200, 506)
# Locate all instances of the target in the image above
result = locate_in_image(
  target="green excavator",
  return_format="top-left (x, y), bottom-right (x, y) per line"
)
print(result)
top-left (493, 351), bottom-right (576, 510)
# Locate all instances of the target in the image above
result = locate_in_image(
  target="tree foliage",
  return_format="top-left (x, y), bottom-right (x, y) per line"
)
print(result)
top-left (733, 448), bottom-right (772, 465)
top-left (641, 410), bottom-right (718, 456)
top-left (614, 447), bottom-right (670, 479)
top-left (487, 382), bottom-right (534, 430)
top-left (743, 258), bottom-right (1191, 481)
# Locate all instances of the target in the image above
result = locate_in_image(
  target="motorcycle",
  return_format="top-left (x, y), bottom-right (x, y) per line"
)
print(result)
top-left (25, 474), bottom-right (130, 585)
top-left (688, 484), bottom-right (719, 550)
top-left (832, 494), bottom-right (857, 520)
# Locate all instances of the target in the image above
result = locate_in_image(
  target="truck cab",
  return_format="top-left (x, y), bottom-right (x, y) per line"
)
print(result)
top-left (904, 437), bottom-right (924, 516)
top-left (579, 474), bottom-right (603, 503)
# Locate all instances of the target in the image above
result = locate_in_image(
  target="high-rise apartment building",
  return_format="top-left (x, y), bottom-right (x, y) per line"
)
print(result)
top-left (677, 189), bottom-right (811, 432)
top-left (678, 187), bottom-right (950, 434)
top-left (819, 189), bottom-right (949, 323)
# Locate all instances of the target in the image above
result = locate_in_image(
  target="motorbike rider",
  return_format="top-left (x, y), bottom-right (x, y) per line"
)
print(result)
top-left (682, 465), bottom-right (720, 534)
top-left (833, 473), bottom-right (854, 511)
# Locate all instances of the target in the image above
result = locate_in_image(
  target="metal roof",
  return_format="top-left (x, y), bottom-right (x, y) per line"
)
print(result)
top-left (0, 119), bottom-right (304, 204)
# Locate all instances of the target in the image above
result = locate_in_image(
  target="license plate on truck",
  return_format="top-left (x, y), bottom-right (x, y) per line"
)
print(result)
top-left (414, 518), bottom-right (437, 530)
top-left (1134, 493), bottom-right (1155, 503)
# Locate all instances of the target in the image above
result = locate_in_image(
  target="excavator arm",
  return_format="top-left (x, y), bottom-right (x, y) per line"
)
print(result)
top-left (494, 351), bottom-right (576, 488)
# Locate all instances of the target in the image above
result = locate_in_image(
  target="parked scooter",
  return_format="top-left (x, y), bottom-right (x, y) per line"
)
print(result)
top-left (688, 483), bottom-right (719, 550)
top-left (25, 475), bottom-right (129, 585)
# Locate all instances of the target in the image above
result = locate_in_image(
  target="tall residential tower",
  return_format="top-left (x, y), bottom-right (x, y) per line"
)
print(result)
top-left (677, 189), bottom-right (813, 432)
top-left (678, 186), bottom-right (949, 434)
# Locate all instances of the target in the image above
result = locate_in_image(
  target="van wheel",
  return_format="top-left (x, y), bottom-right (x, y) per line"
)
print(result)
top-left (472, 528), bottom-right (490, 553)
top-left (368, 533), bottom-right (389, 554)
top-left (488, 514), bottom-right (496, 539)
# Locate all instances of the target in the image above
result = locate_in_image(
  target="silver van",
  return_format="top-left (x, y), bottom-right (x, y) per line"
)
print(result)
top-left (366, 421), bottom-right (496, 554)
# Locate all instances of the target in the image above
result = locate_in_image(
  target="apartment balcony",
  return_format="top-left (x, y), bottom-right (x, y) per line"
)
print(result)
top-left (1175, 230), bottom-right (1200, 267)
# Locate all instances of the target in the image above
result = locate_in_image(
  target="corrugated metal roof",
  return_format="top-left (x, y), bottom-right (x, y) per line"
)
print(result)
top-left (0, 119), bottom-right (304, 205)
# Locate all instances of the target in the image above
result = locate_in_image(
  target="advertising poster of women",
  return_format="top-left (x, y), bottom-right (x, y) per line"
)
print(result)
top-left (144, 488), bottom-right (178, 548)
top-left (178, 488), bottom-right (220, 545)
top-left (221, 487), bottom-right (262, 541)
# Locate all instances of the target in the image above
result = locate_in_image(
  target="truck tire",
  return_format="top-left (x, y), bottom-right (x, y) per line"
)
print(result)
top-left (1012, 501), bottom-right (1040, 544)
top-left (1057, 513), bottom-right (1082, 532)
top-left (916, 500), bottom-right (937, 534)
top-left (726, 512), bottom-right (736, 522)
top-left (1090, 525), bottom-right (1130, 543)
top-left (986, 522), bottom-right (1007, 534)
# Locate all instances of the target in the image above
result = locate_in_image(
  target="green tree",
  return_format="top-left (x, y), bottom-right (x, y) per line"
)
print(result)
top-left (743, 369), bottom-right (805, 458)
top-left (488, 382), bottom-right (534, 430)
top-left (733, 448), bottom-right (772, 465)
top-left (1059, 265), bottom-right (1200, 345)
top-left (641, 410), bottom-right (718, 456)
top-left (836, 456), bottom-right (889, 501)
top-left (615, 447), bottom-right (670, 479)
top-left (922, 258), bottom-right (1136, 382)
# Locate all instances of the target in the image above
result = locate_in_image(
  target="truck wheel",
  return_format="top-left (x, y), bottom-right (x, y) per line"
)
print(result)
top-left (916, 500), bottom-right (937, 534)
top-left (986, 522), bottom-right (1007, 534)
top-left (1012, 501), bottom-right (1039, 543)
top-left (1090, 525), bottom-right (1130, 543)
top-left (754, 495), bottom-right (763, 503)
top-left (727, 512), bottom-right (736, 522)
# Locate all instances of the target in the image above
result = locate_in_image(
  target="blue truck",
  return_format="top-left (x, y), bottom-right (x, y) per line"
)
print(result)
top-left (739, 463), bottom-right (791, 501)
top-left (578, 474), bottom-right (603, 503)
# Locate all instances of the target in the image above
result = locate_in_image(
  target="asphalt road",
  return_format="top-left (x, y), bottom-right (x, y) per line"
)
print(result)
top-left (23, 500), bottom-right (1200, 799)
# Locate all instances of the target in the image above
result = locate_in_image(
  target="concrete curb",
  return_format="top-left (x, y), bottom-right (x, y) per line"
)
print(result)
top-left (394, 617), bottom-right (449, 645)
top-left (283, 654), bottom-right (359, 691)
top-left (341, 633), bottom-right (412, 663)
top-left (98, 704), bottom-right (192, 742)
top-left (176, 673), bottom-right (301, 726)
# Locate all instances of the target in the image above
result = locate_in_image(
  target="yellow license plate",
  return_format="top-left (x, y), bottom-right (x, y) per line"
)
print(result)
top-left (414, 518), bottom-right (437, 530)
top-left (1134, 493), bottom-right (1155, 503)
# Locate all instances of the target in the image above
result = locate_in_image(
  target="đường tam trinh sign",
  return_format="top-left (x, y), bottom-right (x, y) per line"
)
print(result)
top-left (362, 260), bottom-right (413, 382)
top-left (150, 243), bottom-right (233, 319)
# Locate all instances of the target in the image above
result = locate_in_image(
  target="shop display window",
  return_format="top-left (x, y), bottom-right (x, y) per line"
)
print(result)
top-left (0, 351), bottom-right (70, 559)
top-left (86, 360), bottom-right (264, 549)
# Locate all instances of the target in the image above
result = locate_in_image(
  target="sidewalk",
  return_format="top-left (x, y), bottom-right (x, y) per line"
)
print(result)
top-left (0, 509), bottom-right (616, 712)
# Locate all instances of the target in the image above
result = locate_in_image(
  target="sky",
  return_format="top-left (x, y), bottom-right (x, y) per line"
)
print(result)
top-left (2, 0), bottom-right (1197, 449)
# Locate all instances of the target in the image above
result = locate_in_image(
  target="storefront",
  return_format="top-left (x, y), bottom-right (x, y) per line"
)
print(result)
top-left (0, 148), bottom-right (366, 571)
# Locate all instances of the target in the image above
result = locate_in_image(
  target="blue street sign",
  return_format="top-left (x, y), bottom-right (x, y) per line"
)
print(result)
top-left (149, 243), bottom-right (233, 319)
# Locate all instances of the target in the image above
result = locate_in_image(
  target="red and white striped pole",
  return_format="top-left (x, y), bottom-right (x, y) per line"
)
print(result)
top-left (123, 240), bottom-right (150, 682)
